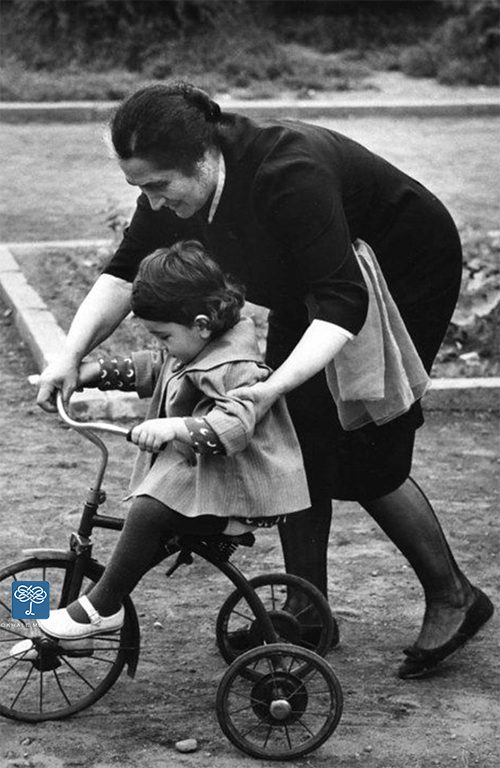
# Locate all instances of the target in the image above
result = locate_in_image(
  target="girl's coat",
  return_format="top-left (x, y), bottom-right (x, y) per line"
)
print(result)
top-left (129, 317), bottom-right (311, 519)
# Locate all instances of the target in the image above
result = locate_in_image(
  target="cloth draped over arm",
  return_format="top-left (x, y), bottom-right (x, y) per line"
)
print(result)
top-left (324, 239), bottom-right (430, 430)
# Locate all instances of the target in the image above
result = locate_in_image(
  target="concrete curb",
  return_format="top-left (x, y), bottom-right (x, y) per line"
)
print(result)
top-left (1, 241), bottom-right (499, 419)
top-left (0, 98), bottom-right (499, 123)
top-left (0, 242), bottom-right (145, 419)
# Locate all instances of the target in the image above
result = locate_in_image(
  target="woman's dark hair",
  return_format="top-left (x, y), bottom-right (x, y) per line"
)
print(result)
top-left (111, 82), bottom-right (223, 175)
top-left (131, 240), bottom-right (245, 337)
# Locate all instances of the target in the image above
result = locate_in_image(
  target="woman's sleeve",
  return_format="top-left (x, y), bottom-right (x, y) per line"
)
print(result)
top-left (253, 146), bottom-right (369, 335)
top-left (188, 362), bottom-right (269, 456)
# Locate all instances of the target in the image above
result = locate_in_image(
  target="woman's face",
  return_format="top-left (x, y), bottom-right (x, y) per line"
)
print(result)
top-left (119, 154), bottom-right (218, 219)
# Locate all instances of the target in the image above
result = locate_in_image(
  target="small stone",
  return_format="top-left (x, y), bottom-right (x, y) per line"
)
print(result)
top-left (364, 745), bottom-right (373, 752)
top-left (175, 738), bottom-right (198, 753)
top-left (153, 621), bottom-right (164, 629)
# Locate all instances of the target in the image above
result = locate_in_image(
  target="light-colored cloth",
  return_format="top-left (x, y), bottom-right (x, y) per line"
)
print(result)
top-left (325, 239), bottom-right (430, 430)
top-left (128, 317), bottom-right (311, 519)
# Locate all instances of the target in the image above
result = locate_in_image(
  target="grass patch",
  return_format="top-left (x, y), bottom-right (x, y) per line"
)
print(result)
top-left (13, 231), bottom-right (500, 379)
top-left (0, 47), bottom-right (374, 103)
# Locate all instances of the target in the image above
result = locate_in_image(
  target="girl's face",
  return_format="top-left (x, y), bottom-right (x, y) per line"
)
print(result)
top-left (119, 154), bottom-right (218, 219)
top-left (143, 319), bottom-right (211, 363)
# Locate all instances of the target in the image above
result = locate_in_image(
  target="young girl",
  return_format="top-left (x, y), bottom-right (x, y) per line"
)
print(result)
top-left (36, 240), bottom-right (311, 640)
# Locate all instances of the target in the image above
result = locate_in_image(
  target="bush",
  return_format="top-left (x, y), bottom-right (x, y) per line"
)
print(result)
top-left (440, 227), bottom-right (500, 367)
top-left (0, 0), bottom-right (498, 98)
top-left (400, 0), bottom-right (499, 85)
top-left (399, 45), bottom-right (438, 79)
top-left (0, 0), bottom-right (234, 70)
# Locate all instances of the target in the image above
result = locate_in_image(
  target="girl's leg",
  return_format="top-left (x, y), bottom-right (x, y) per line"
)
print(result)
top-left (360, 476), bottom-right (476, 648)
top-left (68, 495), bottom-right (226, 622)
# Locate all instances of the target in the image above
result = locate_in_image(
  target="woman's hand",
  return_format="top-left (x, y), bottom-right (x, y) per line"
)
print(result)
top-left (37, 275), bottom-right (133, 412)
top-left (227, 380), bottom-right (281, 422)
top-left (36, 357), bottom-right (80, 412)
top-left (129, 418), bottom-right (188, 453)
top-left (77, 361), bottom-right (102, 388)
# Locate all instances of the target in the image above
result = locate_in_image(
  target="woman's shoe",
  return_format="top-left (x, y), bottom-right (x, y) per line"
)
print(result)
top-left (38, 595), bottom-right (124, 640)
top-left (398, 587), bottom-right (494, 679)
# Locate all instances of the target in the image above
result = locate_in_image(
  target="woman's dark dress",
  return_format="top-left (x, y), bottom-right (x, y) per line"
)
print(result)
top-left (104, 113), bottom-right (462, 502)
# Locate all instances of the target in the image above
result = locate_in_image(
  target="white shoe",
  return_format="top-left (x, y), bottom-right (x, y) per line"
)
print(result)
top-left (10, 636), bottom-right (94, 660)
top-left (38, 595), bottom-right (124, 640)
top-left (10, 638), bottom-right (38, 661)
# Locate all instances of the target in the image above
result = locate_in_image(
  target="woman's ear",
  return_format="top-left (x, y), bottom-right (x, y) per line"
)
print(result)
top-left (194, 314), bottom-right (212, 338)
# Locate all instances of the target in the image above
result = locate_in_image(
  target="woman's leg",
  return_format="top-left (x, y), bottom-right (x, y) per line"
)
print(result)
top-left (360, 476), bottom-right (476, 649)
top-left (279, 478), bottom-right (491, 650)
top-left (68, 495), bottom-right (225, 622)
top-left (278, 497), bottom-right (332, 599)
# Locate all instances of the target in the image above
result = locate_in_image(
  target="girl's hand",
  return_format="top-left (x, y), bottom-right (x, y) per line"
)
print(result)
top-left (227, 380), bottom-right (280, 422)
top-left (129, 418), bottom-right (186, 453)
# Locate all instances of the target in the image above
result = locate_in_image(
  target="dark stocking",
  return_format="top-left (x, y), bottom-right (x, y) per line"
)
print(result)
top-left (67, 495), bottom-right (226, 623)
top-left (360, 477), bottom-right (475, 649)
top-left (278, 497), bottom-right (332, 614)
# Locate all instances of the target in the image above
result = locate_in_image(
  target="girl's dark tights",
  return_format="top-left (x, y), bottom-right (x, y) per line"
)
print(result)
top-left (68, 495), bottom-right (226, 622)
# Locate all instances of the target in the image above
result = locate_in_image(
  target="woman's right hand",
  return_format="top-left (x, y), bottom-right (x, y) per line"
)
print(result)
top-left (227, 379), bottom-right (281, 423)
top-left (36, 357), bottom-right (80, 412)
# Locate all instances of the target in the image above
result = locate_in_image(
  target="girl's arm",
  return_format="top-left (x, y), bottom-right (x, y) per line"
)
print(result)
top-left (229, 319), bottom-right (350, 421)
top-left (37, 274), bottom-right (133, 411)
top-left (77, 350), bottom-right (166, 397)
top-left (76, 356), bottom-right (221, 455)
top-left (188, 362), bottom-right (269, 455)
top-left (128, 362), bottom-right (260, 456)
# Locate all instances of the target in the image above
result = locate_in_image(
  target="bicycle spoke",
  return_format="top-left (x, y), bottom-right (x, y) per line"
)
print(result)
top-left (58, 657), bottom-right (96, 690)
top-left (230, 608), bottom-right (253, 623)
top-left (10, 664), bottom-right (35, 710)
top-left (269, 584), bottom-right (278, 611)
top-left (52, 668), bottom-right (73, 707)
top-left (38, 665), bottom-right (44, 713)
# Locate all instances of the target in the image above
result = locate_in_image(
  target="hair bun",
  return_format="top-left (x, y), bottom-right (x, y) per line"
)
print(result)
top-left (207, 99), bottom-right (221, 123)
top-left (180, 82), bottom-right (221, 123)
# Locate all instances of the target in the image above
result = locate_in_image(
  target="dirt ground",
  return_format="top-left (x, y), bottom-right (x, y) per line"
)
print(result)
top-left (0, 296), bottom-right (499, 768)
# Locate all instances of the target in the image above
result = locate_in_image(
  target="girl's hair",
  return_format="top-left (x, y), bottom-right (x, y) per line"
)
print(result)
top-left (131, 240), bottom-right (245, 337)
top-left (110, 82), bottom-right (223, 175)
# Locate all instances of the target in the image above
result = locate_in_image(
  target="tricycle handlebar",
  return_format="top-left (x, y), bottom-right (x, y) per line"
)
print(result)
top-left (56, 392), bottom-right (131, 438)
top-left (28, 373), bottom-right (131, 439)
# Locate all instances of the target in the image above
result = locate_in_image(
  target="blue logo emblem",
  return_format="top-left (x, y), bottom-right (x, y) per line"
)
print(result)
top-left (12, 581), bottom-right (50, 619)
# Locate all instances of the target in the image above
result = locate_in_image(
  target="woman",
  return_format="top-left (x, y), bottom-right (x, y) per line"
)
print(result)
top-left (37, 82), bottom-right (493, 678)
